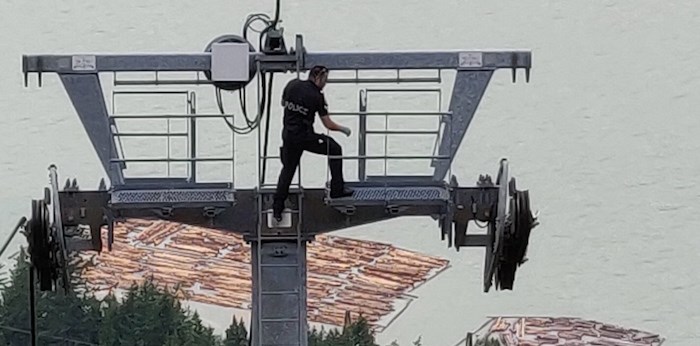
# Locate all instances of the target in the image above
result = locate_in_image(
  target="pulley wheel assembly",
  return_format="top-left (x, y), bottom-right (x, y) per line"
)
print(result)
top-left (484, 160), bottom-right (538, 292)
top-left (25, 191), bottom-right (71, 293)
top-left (495, 178), bottom-right (536, 290)
top-left (27, 199), bottom-right (55, 291)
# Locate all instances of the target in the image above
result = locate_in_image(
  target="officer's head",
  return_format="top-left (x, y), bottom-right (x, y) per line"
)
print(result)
top-left (308, 65), bottom-right (329, 89)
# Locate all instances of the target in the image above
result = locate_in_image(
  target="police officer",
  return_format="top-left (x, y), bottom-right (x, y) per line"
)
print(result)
top-left (272, 65), bottom-right (353, 221)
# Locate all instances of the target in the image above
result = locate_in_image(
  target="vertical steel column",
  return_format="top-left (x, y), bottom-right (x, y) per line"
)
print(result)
top-left (188, 92), bottom-right (197, 182)
top-left (252, 55), bottom-right (308, 345)
top-left (358, 90), bottom-right (368, 182)
top-left (251, 239), bottom-right (308, 346)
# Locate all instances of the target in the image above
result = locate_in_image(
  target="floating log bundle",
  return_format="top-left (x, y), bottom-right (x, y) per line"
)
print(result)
top-left (471, 316), bottom-right (665, 346)
top-left (74, 218), bottom-right (449, 328)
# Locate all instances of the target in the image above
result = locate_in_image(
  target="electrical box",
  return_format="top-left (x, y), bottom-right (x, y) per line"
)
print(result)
top-left (211, 42), bottom-right (249, 82)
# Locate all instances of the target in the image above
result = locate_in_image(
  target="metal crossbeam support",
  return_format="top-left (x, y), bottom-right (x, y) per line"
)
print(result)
top-left (60, 74), bottom-right (124, 185)
top-left (23, 46), bottom-right (531, 188)
top-left (431, 71), bottom-right (494, 181)
top-left (251, 241), bottom-right (308, 346)
top-left (23, 51), bottom-right (531, 74)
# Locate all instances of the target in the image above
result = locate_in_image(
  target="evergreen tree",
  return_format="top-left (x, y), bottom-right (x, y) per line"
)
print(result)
top-left (0, 248), bottom-right (102, 345)
top-left (474, 336), bottom-right (502, 346)
top-left (223, 316), bottom-right (249, 346)
top-left (347, 315), bottom-right (379, 346)
top-left (0, 250), bottom-right (433, 346)
top-left (306, 313), bottom-right (380, 346)
top-left (98, 277), bottom-right (221, 346)
top-left (308, 326), bottom-right (329, 346)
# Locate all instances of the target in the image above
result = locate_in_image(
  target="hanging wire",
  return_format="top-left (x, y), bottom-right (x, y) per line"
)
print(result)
top-left (215, 11), bottom-right (277, 135)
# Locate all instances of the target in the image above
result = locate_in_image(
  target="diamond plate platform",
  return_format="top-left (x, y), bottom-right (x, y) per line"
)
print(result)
top-left (328, 186), bottom-right (450, 207)
top-left (353, 186), bottom-right (449, 201)
top-left (111, 188), bottom-right (235, 204)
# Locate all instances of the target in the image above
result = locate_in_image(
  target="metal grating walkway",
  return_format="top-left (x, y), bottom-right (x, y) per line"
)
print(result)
top-left (111, 188), bottom-right (235, 204)
top-left (346, 186), bottom-right (449, 201)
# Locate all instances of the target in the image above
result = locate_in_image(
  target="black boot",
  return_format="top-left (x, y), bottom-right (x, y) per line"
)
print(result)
top-left (330, 186), bottom-right (354, 199)
top-left (272, 200), bottom-right (284, 222)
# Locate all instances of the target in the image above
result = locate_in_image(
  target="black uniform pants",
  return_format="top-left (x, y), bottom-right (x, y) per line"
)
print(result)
top-left (273, 133), bottom-right (344, 212)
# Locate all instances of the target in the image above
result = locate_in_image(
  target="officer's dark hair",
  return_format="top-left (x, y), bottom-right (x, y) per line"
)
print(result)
top-left (308, 65), bottom-right (328, 79)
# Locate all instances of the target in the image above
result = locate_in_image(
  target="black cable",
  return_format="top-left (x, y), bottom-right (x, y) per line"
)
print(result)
top-left (216, 68), bottom-right (266, 135)
top-left (215, 12), bottom-right (273, 135)
top-left (238, 13), bottom-right (270, 132)
top-left (243, 14), bottom-right (272, 39)
top-left (217, 88), bottom-right (255, 134)
top-left (271, 0), bottom-right (281, 29)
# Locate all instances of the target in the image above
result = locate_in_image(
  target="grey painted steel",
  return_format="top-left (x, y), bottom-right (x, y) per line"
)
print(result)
top-left (364, 175), bottom-right (435, 183)
top-left (110, 157), bottom-right (234, 163)
top-left (326, 77), bottom-right (441, 84)
top-left (57, 190), bottom-right (110, 250)
top-left (432, 71), bottom-right (494, 181)
top-left (356, 87), bottom-right (446, 183)
top-left (24, 54), bottom-right (211, 73)
top-left (358, 90), bottom-right (368, 182)
top-left (304, 51), bottom-right (531, 70)
top-left (110, 188), bottom-right (235, 204)
top-left (331, 111), bottom-right (450, 116)
top-left (112, 132), bottom-right (188, 137)
top-left (251, 241), bottom-right (307, 346)
top-left (23, 51), bottom-right (531, 74)
top-left (349, 186), bottom-right (449, 201)
top-left (366, 130), bottom-right (440, 135)
top-left (0, 217), bottom-right (27, 258)
top-left (459, 234), bottom-right (489, 247)
top-left (60, 74), bottom-right (124, 185)
top-left (252, 188), bottom-right (308, 346)
top-left (113, 79), bottom-right (216, 86)
top-left (21, 37), bottom-right (533, 346)
top-left (346, 179), bottom-right (448, 187)
top-left (48, 165), bottom-right (70, 290)
top-left (328, 155), bottom-right (450, 160)
top-left (188, 92), bottom-right (198, 184)
top-left (110, 114), bottom-right (234, 119)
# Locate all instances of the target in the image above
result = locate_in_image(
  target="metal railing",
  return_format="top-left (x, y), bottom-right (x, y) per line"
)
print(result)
top-left (254, 84), bottom-right (454, 190)
top-left (325, 111), bottom-right (453, 183)
top-left (109, 90), bottom-right (236, 185)
top-left (331, 88), bottom-right (452, 183)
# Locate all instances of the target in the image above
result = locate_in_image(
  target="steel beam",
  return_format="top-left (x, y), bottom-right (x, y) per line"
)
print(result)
top-left (55, 186), bottom-right (499, 246)
top-left (23, 54), bottom-right (211, 74)
top-left (251, 241), bottom-right (308, 346)
top-left (24, 47), bottom-right (530, 186)
top-left (22, 51), bottom-right (531, 74)
top-left (304, 51), bottom-right (531, 70)
top-left (432, 71), bottom-right (493, 181)
top-left (60, 74), bottom-right (125, 185)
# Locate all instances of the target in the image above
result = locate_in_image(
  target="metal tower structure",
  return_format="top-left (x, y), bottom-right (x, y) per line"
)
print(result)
top-left (14, 8), bottom-right (538, 346)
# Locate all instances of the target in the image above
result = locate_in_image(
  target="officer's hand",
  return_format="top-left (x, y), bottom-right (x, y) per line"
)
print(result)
top-left (339, 126), bottom-right (352, 137)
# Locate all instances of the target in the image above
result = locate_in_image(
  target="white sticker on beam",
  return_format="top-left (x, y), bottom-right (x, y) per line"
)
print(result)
top-left (458, 52), bottom-right (483, 68)
top-left (72, 55), bottom-right (96, 71)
